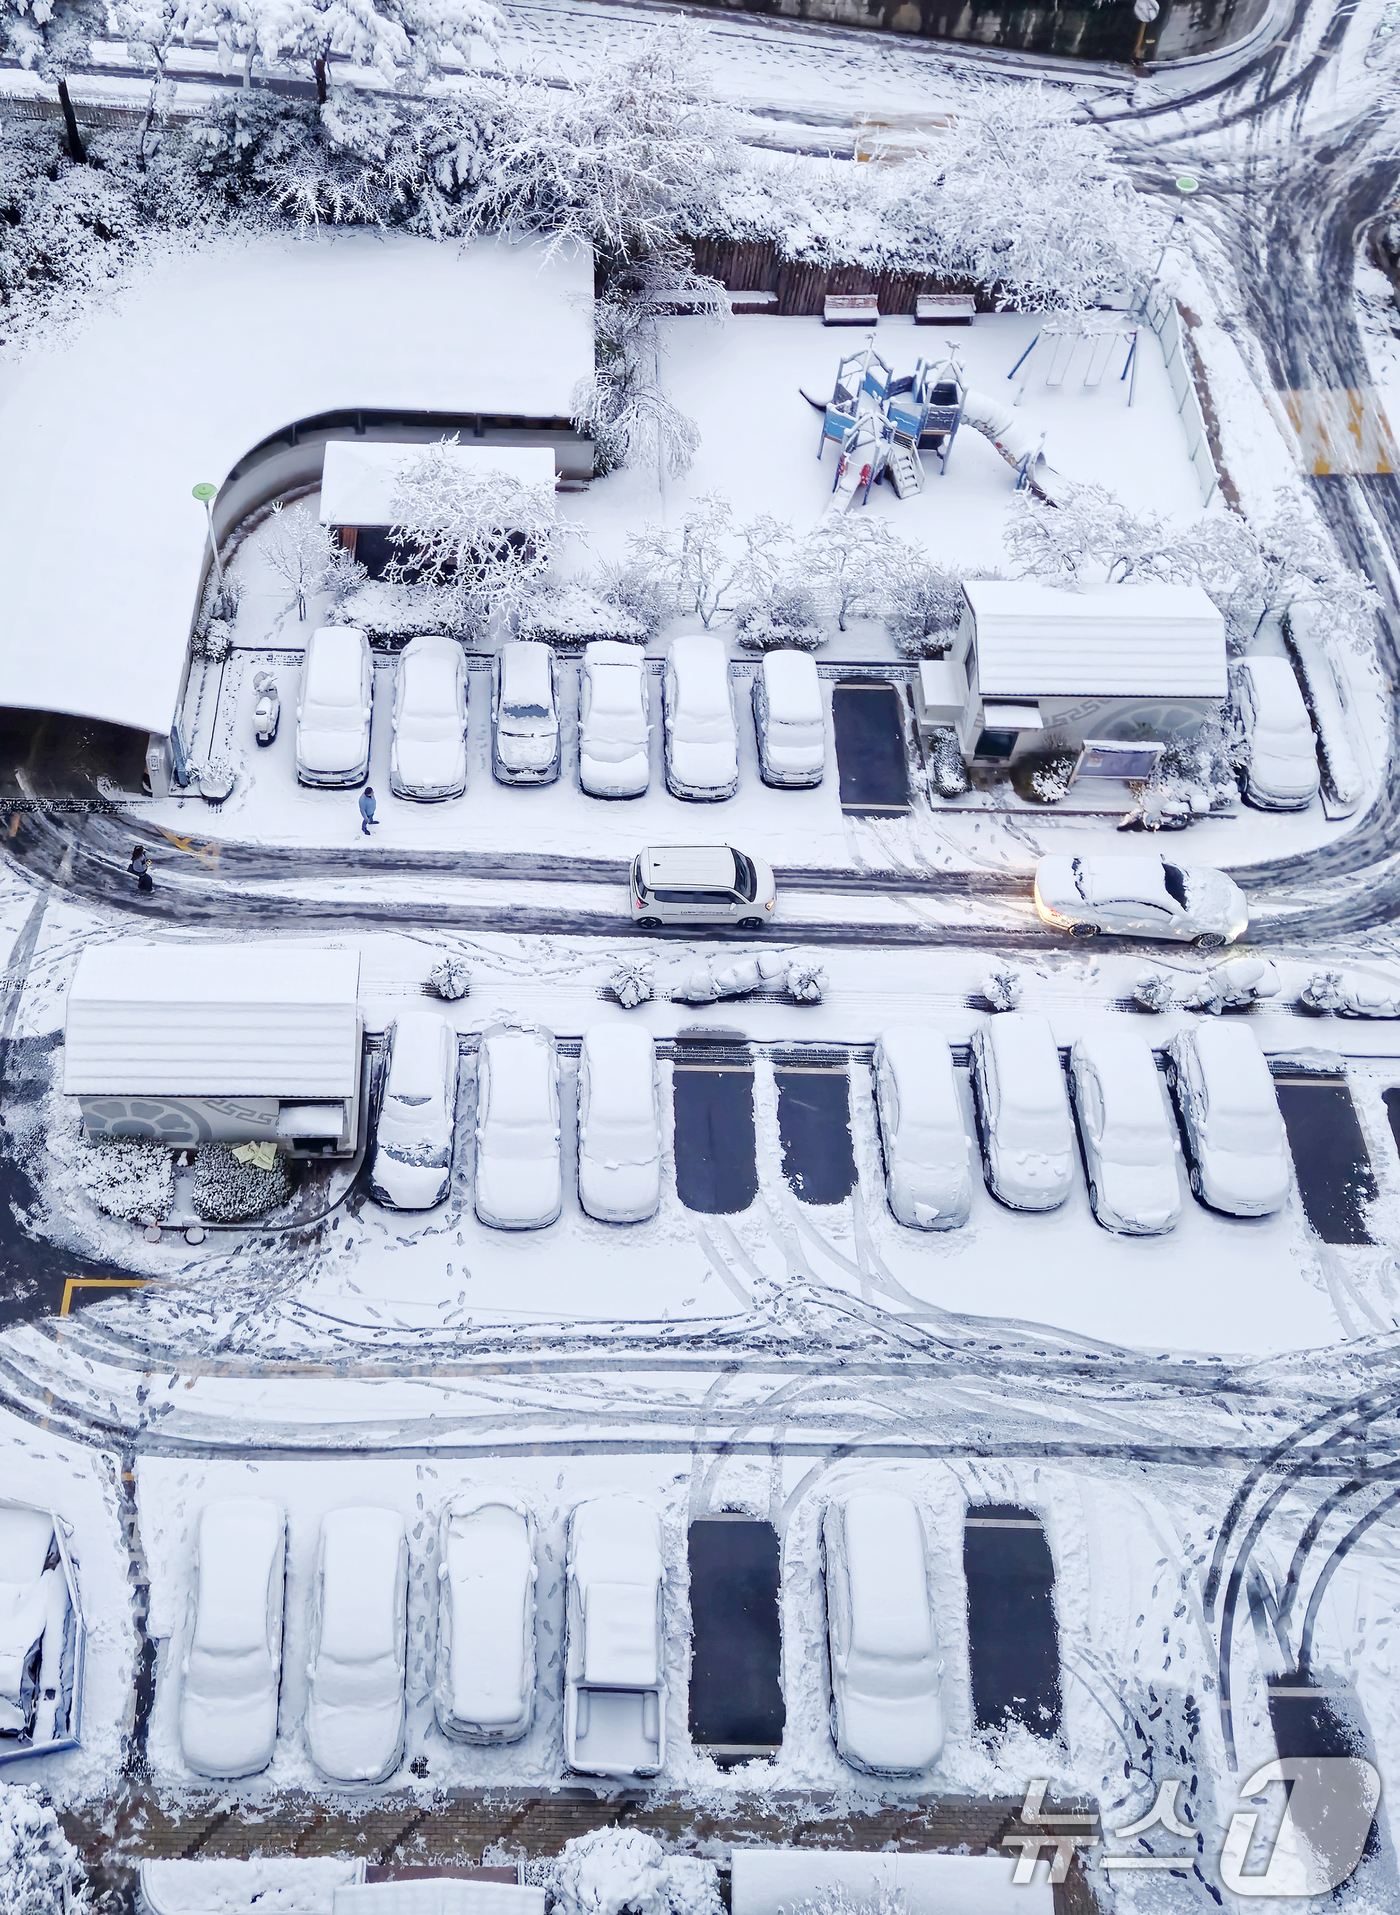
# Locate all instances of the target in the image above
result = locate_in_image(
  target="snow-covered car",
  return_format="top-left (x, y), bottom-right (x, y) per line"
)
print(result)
top-left (822, 1491), bottom-right (943, 1775)
top-left (252, 671), bottom-right (280, 748)
top-left (0, 1502), bottom-right (76, 1748)
top-left (1033, 855), bottom-right (1249, 950)
top-left (1067, 1030), bottom-right (1182, 1236)
top-left (433, 1497), bottom-right (537, 1744)
top-left (1165, 1022), bottom-right (1291, 1217)
top-left (473, 1022), bottom-right (562, 1230)
top-left (491, 641), bottom-right (560, 785)
top-left (969, 1013), bottom-right (1075, 1212)
top-left (179, 1499), bottom-right (286, 1779)
top-left (577, 1025), bottom-right (661, 1224)
top-left (663, 636), bottom-right (738, 800)
top-left (579, 641), bottom-right (650, 798)
top-left (564, 1497), bottom-right (666, 1779)
top-left (295, 626), bottom-right (373, 788)
top-left (871, 1026), bottom-right (971, 1230)
top-left (390, 635), bottom-right (468, 801)
top-left (629, 844), bottom-right (776, 930)
top-left (752, 650), bottom-right (825, 788)
top-left (1305, 968), bottom-right (1400, 1017)
top-left (369, 1012), bottom-right (460, 1211)
top-left (1231, 657), bottom-right (1319, 812)
top-left (305, 1507), bottom-right (408, 1785)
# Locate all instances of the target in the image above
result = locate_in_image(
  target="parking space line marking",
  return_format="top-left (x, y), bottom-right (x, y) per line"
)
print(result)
top-left (60, 1278), bottom-right (147, 1316)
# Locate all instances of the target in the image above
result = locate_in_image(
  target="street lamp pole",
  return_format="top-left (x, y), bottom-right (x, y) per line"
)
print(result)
top-left (192, 481), bottom-right (224, 593)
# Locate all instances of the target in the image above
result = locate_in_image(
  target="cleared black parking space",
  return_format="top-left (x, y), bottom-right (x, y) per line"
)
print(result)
top-left (775, 1065), bottom-right (856, 1205)
top-left (1268, 1676), bottom-right (1386, 1883)
top-left (671, 1054), bottom-right (758, 1214)
top-left (1275, 1076), bottom-right (1377, 1246)
top-left (965, 1505), bottom-right (1062, 1739)
top-left (687, 1515), bottom-right (785, 1763)
top-left (831, 681), bottom-right (910, 814)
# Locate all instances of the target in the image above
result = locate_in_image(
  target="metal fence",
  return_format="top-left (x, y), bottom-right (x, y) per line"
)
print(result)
top-left (1143, 283), bottom-right (1219, 507)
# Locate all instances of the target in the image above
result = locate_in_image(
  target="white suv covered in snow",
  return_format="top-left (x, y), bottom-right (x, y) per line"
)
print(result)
top-left (433, 1497), bottom-right (537, 1745)
top-left (662, 636), bottom-right (738, 800)
top-left (179, 1499), bottom-right (286, 1779)
top-left (822, 1491), bottom-right (943, 1775)
top-left (296, 627), bottom-right (373, 789)
top-left (970, 1013), bottom-right (1075, 1212)
top-left (752, 649), bottom-right (826, 788)
top-left (1166, 1021), bottom-right (1291, 1217)
top-left (563, 1497), bottom-right (666, 1779)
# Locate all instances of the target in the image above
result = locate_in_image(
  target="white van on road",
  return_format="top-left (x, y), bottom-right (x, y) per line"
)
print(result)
top-left (630, 844), bottom-right (775, 931)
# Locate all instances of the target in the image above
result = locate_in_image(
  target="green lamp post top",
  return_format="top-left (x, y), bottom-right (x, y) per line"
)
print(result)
top-left (192, 482), bottom-right (218, 503)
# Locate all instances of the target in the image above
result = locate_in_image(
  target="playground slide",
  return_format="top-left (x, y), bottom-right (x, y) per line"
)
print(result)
top-left (959, 389), bottom-right (1077, 506)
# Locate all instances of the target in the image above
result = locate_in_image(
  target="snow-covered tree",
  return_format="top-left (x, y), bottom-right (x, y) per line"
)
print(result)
top-left (627, 495), bottom-right (789, 629)
top-left (0, 0), bottom-right (106, 162)
top-left (264, 500), bottom-right (363, 618)
top-left (887, 550), bottom-right (965, 656)
top-left (0, 1781), bottom-right (88, 1915)
top-left (386, 438), bottom-right (574, 638)
top-left (908, 80), bottom-right (1161, 312)
top-left (248, 0), bottom-right (502, 107)
top-left (800, 515), bottom-right (901, 632)
top-left (572, 258), bottom-right (715, 480)
top-left (1005, 483), bottom-right (1176, 585)
top-left (111, 0), bottom-right (237, 163)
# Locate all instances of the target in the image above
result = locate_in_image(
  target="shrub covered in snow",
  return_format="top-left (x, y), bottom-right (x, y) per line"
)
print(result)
top-left (1300, 970), bottom-right (1346, 1012)
top-left (519, 584), bottom-right (647, 648)
top-left (1133, 969), bottom-right (1177, 1013)
top-left (927, 726), bottom-right (970, 799)
top-left (888, 555), bottom-right (964, 656)
top-left (429, 956), bottom-right (471, 1001)
top-left (671, 964), bottom-right (719, 1004)
top-left (786, 956), bottom-right (827, 1003)
top-left (982, 965), bottom-right (1022, 1011)
top-left (330, 580), bottom-right (463, 646)
top-left (265, 501), bottom-right (364, 620)
top-left (195, 619), bottom-right (234, 664)
top-left (193, 1144), bottom-right (293, 1223)
top-left (734, 579), bottom-right (825, 652)
top-left (0, 1780), bottom-right (88, 1915)
top-left (547, 1828), bottom-right (720, 1915)
top-left (1015, 750), bottom-right (1076, 805)
top-left (610, 958), bottom-right (654, 1008)
top-left (74, 1136), bottom-right (174, 1223)
top-left (781, 1887), bottom-right (906, 1915)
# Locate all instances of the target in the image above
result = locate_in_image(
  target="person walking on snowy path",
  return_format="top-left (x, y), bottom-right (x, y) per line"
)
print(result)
top-left (359, 786), bottom-right (378, 836)
top-left (128, 844), bottom-right (154, 894)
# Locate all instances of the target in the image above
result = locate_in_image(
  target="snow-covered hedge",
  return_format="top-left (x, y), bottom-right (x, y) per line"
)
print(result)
top-left (519, 585), bottom-right (646, 648)
top-left (330, 581), bottom-right (464, 647)
top-left (0, 1781), bottom-right (87, 1915)
top-left (192, 1145), bottom-right (294, 1223)
top-left (545, 1829), bottom-right (719, 1915)
top-left (74, 1137), bottom-right (175, 1224)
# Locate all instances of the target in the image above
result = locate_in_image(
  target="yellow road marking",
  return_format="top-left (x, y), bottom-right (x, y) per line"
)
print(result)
top-left (1282, 388), bottom-right (1400, 476)
top-left (151, 828), bottom-right (222, 869)
top-left (60, 1277), bottom-right (147, 1316)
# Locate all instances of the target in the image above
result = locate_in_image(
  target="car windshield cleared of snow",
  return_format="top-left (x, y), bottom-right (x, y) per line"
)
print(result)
top-left (733, 852), bottom-right (758, 900)
top-left (1163, 864), bottom-right (1189, 908)
top-left (504, 700), bottom-right (550, 723)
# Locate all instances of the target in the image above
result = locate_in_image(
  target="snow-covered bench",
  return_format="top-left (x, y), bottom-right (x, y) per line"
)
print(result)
top-left (823, 294), bottom-right (879, 326)
top-left (916, 293), bottom-right (977, 324)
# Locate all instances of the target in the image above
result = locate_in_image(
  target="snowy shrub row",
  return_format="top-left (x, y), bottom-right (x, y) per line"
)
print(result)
top-left (0, 1780), bottom-right (88, 1915)
top-left (192, 1143), bottom-right (293, 1222)
top-left (672, 951), bottom-right (826, 1003)
top-left (74, 1136), bottom-right (174, 1223)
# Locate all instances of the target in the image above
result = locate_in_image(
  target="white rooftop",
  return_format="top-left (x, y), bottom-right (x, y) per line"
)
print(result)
top-left (962, 580), bottom-right (1226, 699)
top-left (320, 441), bottom-right (558, 527)
top-left (63, 943), bottom-right (361, 1098)
top-left (0, 232), bottom-right (592, 738)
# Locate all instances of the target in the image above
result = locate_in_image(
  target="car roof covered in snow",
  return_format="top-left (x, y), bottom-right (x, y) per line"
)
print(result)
top-left (317, 1508), bottom-right (404, 1663)
top-left (962, 580), bottom-right (1226, 699)
top-left (1235, 655), bottom-right (1309, 728)
top-left (583, 1581), bottom-right (659, 1687)
top-left (63, 944), bottom-right (361, 1099)
top-left (585, 641), bottom-right (646, 671)
top-left (841, 1492), bottom-right (934, 1661)
top-left (570, 1496), bottom-right (662, 1593)
top-left (480, 1025), bottom-right (555, 1121)
top-left (640, 845), bottom-right (736, 889)
top-left (1071, 1028), bottom-right (1168, 1122)
top-left (441, 1500), bottom-right (533, 1723)
top-left (498, 643), bottom-right (555, 705)
top-left (0, 1504), bottom-right (55, 1583)
top-left (1079, 856), bottom-right (1178, 907)
top-left (1189, 1020), bottom-right (1279, 1113)
top-left (193, 1500), bottom-right (283, 1655)
top-left (305, 628), bottom-right (368, 707)
top-left (387, 1014), bottom-right (452, 1101)
top-left (878, 1026), bottom-right (959, 1119)
top-left (760, 649), bottom-right (823, 722)
top-left (581, 1026), bottom-right (655, 1120)
top-left (0, 232), bottom-right (591, 739)
top-left (320, 442), bottom-right (556, 529)
top-left (400, 637), bottom-right (463, 709)
top-left (667, 636), bottom-right (731, 714)
top-left (981, 1012), bottom-right (1064, 1106)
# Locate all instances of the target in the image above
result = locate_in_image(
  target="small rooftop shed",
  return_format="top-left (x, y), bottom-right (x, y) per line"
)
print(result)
top-left (320, 442), bottom-right (559, 577)
top-left (64, 945), bottom-right (363, 1157)
top-left (915, 580), bottom-right (1227, 773)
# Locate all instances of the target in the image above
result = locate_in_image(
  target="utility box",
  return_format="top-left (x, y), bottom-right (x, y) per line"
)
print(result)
top-left (913, 656), bottom-right (968, 736)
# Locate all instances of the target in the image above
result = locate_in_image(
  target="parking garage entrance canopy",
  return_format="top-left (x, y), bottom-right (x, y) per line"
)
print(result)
top-left (0, 231), bottom-right (593, 744)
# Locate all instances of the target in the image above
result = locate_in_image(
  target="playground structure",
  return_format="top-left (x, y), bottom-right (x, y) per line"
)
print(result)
top-left (1007, 312), bottom-right (1141, 404)
top-left (805, 337), bottom-right (1076, 512)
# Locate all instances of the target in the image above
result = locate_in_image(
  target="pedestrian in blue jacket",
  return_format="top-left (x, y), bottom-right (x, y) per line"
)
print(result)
top-left (359, 786), bottom-right (377, 836)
